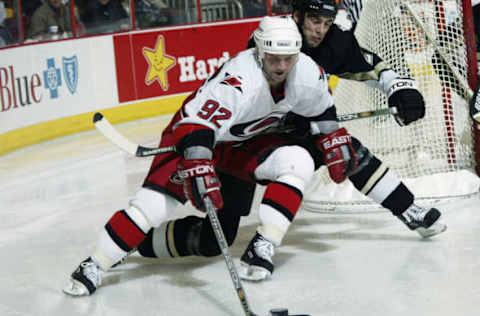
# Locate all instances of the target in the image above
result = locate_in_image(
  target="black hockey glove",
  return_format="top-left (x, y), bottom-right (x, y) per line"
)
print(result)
top-left (470, 81), bottom-right (480, 124)
top-left (387, 77), bottom-right (425, 126)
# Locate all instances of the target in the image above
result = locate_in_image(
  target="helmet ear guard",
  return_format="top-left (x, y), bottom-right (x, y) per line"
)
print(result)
top-left (253, 16), bottom-right (302, 66)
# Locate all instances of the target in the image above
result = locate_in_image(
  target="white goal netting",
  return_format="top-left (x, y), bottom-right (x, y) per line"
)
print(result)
top-left (302, 0), bottom-right (480, 213)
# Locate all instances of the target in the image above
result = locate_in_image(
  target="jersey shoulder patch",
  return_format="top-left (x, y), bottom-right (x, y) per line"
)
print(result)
top-left (220, 72), bottom-right (244, 93)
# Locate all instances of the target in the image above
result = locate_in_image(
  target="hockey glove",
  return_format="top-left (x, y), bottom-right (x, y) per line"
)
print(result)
top-left (177, 158), bottom-right (224, 212)
top-left (387, 77), bottom-right (425, 126)
top-left (317, 128), bottom-right (357, 183)
top-left (470, 82), bottom-right (480, 124)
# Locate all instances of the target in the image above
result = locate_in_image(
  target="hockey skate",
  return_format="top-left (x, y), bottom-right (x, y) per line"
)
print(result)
top-left (240, 232), bottom-right (275, 281)
top-left (63, 257), bottom-right (102, 296)
top-left (398, 204), bottom-right (447, 238)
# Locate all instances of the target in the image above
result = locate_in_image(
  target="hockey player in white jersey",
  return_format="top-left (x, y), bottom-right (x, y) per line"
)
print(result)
top-left (63, 15), bottom-right (362, 296)
top-left (132, 13), bottom-right (446, 283)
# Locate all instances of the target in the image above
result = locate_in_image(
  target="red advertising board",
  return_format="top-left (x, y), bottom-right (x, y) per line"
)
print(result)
top-left (113, 20), bottom-right (260, 103)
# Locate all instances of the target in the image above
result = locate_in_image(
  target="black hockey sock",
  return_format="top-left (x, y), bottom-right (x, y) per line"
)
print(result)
top-left (381, 182), bottom-right (414, 217)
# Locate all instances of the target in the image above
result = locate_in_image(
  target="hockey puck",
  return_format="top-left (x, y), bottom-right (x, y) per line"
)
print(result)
top-left (270, 308), bottom-right (288, 316)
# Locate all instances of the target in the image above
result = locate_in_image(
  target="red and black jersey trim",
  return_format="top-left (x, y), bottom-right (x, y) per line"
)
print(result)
top-left (105, 210), bottom-right (147, 252)
top-left (261, 181), bottom-right (303, 222)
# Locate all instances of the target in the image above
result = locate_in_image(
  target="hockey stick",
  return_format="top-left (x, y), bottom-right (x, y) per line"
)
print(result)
top-left (205, 198), bottom-right (311, 316)
top-left (93, 113), bottom-right (176, 157)
top-left (337, 106), bottom-right (397, 122)
top-left (93, 107), bottom-right (396, 157)
top-left (203, 196), bottom-right (257, 316)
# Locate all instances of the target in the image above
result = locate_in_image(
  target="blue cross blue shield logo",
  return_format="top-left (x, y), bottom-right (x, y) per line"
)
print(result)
top-left (43, 58), bottom-right (62, 99)
top-left (62, 55), bottom-right (78, 94)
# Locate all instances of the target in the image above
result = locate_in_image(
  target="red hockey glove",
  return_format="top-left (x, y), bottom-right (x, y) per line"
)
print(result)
top-left (177, 159), bottom-right (224, 212)
top-left (317, 128), bottom-right (358, 183)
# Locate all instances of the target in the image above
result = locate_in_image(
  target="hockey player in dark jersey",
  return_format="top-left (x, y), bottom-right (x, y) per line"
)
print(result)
top-left (247, 0), bottom-right (426, 127)
top-left (132, 1), bottom-right (446, 284)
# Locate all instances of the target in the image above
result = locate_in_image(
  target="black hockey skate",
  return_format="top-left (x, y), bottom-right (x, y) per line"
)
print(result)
top-left (240, 232), bottom-right (275, 281)
top-left (398, 204), bottom-right (447, 238)
top-left (63, 257), bottom-right (102, 296)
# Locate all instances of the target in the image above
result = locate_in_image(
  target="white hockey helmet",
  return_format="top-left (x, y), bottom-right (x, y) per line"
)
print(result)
top-left (253, 16), bottom-right (302, 63)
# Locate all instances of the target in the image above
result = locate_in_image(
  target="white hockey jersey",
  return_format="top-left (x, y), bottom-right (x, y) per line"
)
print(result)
top-left (175, 48), bottom-right (335, 143)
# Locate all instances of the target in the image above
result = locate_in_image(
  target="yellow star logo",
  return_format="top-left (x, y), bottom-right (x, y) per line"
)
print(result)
top-left (143, 35), bottom-right (176, 90)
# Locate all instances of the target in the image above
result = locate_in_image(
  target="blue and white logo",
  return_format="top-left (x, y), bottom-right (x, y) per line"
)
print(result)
top-left (62, 55), bottom-right (78, 94)
top-left (43, 58), bottom-right (62, 99)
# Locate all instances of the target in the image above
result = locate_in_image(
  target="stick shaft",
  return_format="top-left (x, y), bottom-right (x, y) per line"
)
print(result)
top-left (204, 197), bottom-right (256, 316)
top-left (337, 107), bottom-right (397, 122)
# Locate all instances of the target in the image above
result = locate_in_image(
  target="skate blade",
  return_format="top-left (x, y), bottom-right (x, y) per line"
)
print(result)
top-left (416, 220), bottom-right (447, 238)
top-left (63, 278), bottom-right (91, 296)
top-left (239, 262), bottom-right (271, 281)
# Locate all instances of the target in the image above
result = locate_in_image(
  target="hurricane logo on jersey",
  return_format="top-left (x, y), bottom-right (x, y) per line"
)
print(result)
top-left (220, 73), bottom-right (243, 93)
top-left (230, 112), bottom-right (284, 137)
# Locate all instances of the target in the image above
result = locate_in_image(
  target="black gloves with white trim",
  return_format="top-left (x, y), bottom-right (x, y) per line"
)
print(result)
top-left (386, 77), bottom-right (425, 126)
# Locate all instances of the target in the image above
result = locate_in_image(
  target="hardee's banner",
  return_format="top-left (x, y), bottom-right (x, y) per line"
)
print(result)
top-left (113, 20), bottom-right (260, 103)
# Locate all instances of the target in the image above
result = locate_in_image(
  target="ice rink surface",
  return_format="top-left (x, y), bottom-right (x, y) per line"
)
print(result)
top-left (1, 116), bottom-right (479, 316)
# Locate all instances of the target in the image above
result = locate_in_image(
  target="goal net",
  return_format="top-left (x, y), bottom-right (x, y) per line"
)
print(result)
top-left (302, 0), bottom-right (480, 213)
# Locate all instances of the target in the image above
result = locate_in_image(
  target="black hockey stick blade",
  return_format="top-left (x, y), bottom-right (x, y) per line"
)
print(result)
top-left (93, 112), bottom-right (176, 157)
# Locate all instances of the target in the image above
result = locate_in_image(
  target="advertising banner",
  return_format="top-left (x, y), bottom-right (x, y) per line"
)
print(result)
top-left (114, 20), bottom-right (259, 103)
top-left (0, 37), bottom-right (118, 134)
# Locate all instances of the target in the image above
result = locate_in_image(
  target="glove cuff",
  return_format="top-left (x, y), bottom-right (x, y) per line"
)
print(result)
top-left (385, 77), bottom-right (418, 98)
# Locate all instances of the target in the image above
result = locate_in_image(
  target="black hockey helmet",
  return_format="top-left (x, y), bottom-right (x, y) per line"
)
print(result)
top-left (291, 0), bottom-right (338, 17)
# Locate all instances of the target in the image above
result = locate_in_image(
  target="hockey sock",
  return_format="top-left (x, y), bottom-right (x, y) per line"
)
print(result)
top-left (92, 208), bottom-right (152, 269)
top-left (349, 153), bottom-right (413, 216)
top-left (105, 210), bottom-right (149, 252)
top-left (258, 181), bottom-right (303, 245)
